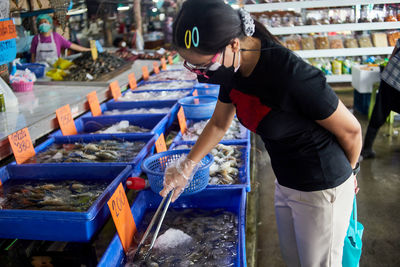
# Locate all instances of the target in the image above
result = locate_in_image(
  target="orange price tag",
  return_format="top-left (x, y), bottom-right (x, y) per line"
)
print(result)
top-left (87, 91), bottom-right (102, 116)
top-left (153, 62), bottom-right (160, 74)
top-left (110, 81), bottom-right (122, 101)
top-left (107, 183), bottom-right (136, 252)
top-left (168, 55), bottom-right (173, 65)
top-left (142, 66), bottom-right (149, 80)
top-left (193, 90), bottom-right (199, 104)
top-left (161, 58), bottom-right (167, 70)
top-left (177, 107), bottom-right (187, 134)
top-left (56, 104), bottom-right (77, 136)
top-left (155, 133), bottom-right (167, 153)
top-left (128, 73), bottom-right (137, 90)
top-left (8, 128), bottom-right (35, 164)
top-left (0, 19), bottom-right (17, 42)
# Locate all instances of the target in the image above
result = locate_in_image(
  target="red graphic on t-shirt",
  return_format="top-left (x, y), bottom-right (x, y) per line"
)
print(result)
top-left (229, 89), bottom-right (271, 132)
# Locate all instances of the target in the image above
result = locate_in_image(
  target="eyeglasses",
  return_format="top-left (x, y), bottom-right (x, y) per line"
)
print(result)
top-left (183, 51), bottom-right (224, 78)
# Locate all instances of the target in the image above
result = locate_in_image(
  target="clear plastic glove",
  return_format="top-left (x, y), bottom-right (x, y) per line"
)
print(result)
top-left (159, 155), bottom-right (199, 202)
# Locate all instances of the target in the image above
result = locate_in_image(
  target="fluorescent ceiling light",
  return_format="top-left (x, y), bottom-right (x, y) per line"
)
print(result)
top-left (67, 8), bottom-right (88, 15)
top-left (152, 7), bottom-right (157, 12)
top-left (118, 6), bottom-right (130, 11)
top-left (231, 4), bottom-right (239, 9)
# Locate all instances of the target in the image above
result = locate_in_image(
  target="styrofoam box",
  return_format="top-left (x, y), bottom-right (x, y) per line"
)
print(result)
top-left (351, 65), bottom-right (380, 93)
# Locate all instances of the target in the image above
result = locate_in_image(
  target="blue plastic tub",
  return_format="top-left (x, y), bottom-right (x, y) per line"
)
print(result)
top-left (178, 95), bottom-right (217, 120)
top-left (16, 63), bottom-right (46, 78)
top-left (103, 101), bottom-right (174, 116)
top-left (0, 164), bottom-right (132, 242)
top-left (141, 149), bottom-right (213, 196)
top-left (17, 134), bottom-right (156, 175)
top-left (194, 83), bottom-right (220, 96)
top-left (51, 114), bottom-right (167, 138)
top-left (98, 187), bottom-right (247, 267)
top-left (170, 141), bottom-right (251, 192)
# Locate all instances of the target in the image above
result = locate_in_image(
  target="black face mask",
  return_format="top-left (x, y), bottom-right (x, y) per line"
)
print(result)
top-left (198, 50), bottom-right (237, 90)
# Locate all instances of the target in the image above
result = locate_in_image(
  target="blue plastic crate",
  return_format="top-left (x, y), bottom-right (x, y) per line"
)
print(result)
top-left (51, 114), bottom-right (166, 138)
top-left (172, 119), bottom-right (250, 144)
top-left (178, 95), bottom-right (217, 120)
top-left (0, 164), bottom-right (132, 242)
top-left (16, 63), bottom-right (45, 78)
top-left (194, 83), bottom-right (220, 96)
top-left (98, 187), bottom-right (247, 267)
top-left (170, 141), bottom-right (251, 192)
top-left (103, 101), bottom-right (174, 116)
top-left (147, 70), bottom-right (198, 81)
top-left (16, 135), bottom-right (156, 175)
top-left (354, 90), bottom-right (371, 115)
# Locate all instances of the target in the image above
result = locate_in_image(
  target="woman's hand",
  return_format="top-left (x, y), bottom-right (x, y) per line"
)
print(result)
top-left (159, 155), bottom-right (199, 202)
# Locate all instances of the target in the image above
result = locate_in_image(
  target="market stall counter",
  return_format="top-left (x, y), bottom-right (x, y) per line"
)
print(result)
top-left (0, 60), bottom-right (155, 161)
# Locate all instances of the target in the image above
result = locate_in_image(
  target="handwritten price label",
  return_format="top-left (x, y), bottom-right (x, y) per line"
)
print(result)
top-left (168, 55), bottom-right (173, 65)
top-left (155, 133), bottom-right (167, 153)
top-left (0, 19), bottom-right (17, 42)
top-left (128, 73), bottom-right (137, 90)
top-left (177, 107), bottom-right (187, 134)
top-left (153, 62), bottom-right (160, 74)
top-left (56, 105), bottom-right (77, 136)
top-left (87, 91), bottom-right (102, 116)
top-left (8, 128), bottom-right (35, 164)
top-left (107, 183), bottom-right (136, 252)
top-left (142, 66), bottom-right (149, 80)
top-left (110, 81), bottom-right (122, 100)
top-left (161, 58), bottom-right (167, 70)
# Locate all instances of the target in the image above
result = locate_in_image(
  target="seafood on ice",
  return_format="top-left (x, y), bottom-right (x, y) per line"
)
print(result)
top-left (136, 81), bottom-right (195, 90)
top-left (126, 209), bottom-right (238, 266)
top-left (174, 144), bottom-right (243, 185)
top-left (26, 140), bottom-right (146, 163)
top-left (182, 118), bottom-right (246, 141)
top-left (103, 107), bottom-right (171, 116)
top-left (147, 70), bottom-right (197, 81)
top-left (118, 91), bottom-right (190, 102)
top-left (91, 120), bottom-right (150, 134)
top-left (0, 179), bottom-right (109, 212)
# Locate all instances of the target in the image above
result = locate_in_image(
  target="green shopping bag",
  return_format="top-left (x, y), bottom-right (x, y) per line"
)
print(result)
top-left (342, 196), bottom-right (364, 267)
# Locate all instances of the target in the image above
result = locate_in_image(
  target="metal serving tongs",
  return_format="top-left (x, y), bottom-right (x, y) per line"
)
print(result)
top-left (132, 189), bottom-right (174, 261)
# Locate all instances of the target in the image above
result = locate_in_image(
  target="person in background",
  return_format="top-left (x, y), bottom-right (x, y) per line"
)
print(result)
top-left (361, 39), bottom-right (400, 159)
top-left (129, 24), bottom-right (144, 50)
top-left (163, 17), bottom-right (173, 45)
top-left (160, 0), bottom-right (362, 266)
top-left (30, 14), bottom-right (90, 63)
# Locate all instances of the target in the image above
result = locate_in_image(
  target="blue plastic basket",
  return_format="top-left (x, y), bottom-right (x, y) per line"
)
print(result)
top-left (141, 149), bottom-right (213, 196)
top-left (178, 95), bottom-right (217, 120)
top-left (16, 63), bottom-right (45, 78)
top-left (98, 187), bottom-right (247, 267)
top-left (0, 164), bottom-right (132, 242)
top-left (169, 141), bottom-right (251, 192)
top-left (194, 83), bottom-right (220, 96)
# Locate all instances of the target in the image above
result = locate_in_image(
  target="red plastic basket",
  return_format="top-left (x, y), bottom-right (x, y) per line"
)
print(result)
top-left (11, 81), bottom-right (34, 92)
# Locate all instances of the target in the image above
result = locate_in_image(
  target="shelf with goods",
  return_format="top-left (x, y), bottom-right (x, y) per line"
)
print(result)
top-left (245, 1), bottom-right (400, 82)
top-left (244, 0), bottom-right (400, 13)
top-left (267, 21), bottom-right (400, 35)
top-left (295, 46), bottom-right (394, 58)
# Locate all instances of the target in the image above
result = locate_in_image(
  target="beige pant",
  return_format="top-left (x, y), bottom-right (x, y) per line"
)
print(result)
top-left (274, 175), bottom-right (355, 267)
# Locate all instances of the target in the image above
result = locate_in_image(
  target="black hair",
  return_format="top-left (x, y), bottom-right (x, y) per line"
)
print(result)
top-left (172, 0), bottom-right (279, 55)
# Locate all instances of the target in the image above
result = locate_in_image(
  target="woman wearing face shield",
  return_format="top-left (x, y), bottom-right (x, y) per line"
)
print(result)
top-left (160, 0), bottom-right (362, 266)
top-left (30, 14), bottom-right (90, 63)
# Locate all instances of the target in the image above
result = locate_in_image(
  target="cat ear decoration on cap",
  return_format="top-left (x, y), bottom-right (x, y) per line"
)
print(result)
top-left (185, 26), bottom-right (199, 49)
top-left (239, 9), bottom-right (255, 37)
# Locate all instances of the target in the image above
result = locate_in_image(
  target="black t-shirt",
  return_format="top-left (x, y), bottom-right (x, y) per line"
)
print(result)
top-left (218, 38), bottom-right (352, 191)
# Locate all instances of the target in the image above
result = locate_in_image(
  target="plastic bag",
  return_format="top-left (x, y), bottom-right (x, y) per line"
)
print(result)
top-left (10, 69), bottom-right (37, 83)
top-left (53, 58), bottom-right (73, 70)
top-left (46, 69), bottom-right (67, 81)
